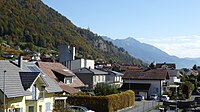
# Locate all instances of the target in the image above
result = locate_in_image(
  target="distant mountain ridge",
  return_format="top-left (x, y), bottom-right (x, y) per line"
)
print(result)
top-left (103, 36), bottom-right (200, 68)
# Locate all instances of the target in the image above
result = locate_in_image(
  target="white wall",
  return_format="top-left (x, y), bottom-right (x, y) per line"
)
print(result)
top-left (169, 77), bottom-right (180, 84)
top-left (93, 75), bottom-right (106, 88)
top-left (124, 79), bottom-right (164, 98)
top-left (69, 59), bottom-right (94, 70)
top-left (85, 59), bottom-right (94, 69)
top-left (106, 75), bottom-right (123, 84)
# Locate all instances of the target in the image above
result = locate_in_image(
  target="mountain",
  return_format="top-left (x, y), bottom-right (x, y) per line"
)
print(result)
top-left (103, 37), bottom-right (200, 68)
top-left (0, 0), bottom-right (146, 66)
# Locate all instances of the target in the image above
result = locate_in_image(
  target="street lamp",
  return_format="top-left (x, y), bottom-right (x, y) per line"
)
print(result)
top-left (129, 77), bottom-right (131, 90)
top-left (3, 70), bottom-right (6, 112)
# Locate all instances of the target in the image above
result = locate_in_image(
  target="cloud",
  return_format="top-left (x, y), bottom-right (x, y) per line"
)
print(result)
top-left (136, 35), bottom-right (200, 58)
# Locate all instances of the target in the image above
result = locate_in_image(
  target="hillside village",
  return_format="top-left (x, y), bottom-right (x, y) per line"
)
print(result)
top-left (0, 0), bottom-right (200, 112)
top-left (1, 45), bottom-right (200, 112)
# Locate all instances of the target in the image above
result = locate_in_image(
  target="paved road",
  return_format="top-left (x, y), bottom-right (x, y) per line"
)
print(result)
top-left (119, 100), bottom-right (161, 112)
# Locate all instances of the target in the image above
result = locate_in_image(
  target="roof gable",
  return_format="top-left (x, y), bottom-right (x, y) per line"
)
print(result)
top-left (0, 61), bottom-right (31, 98)
top-left (22, 62), bottom-right (62, 93)
top-left (19, 72), bottom-right (40, 90)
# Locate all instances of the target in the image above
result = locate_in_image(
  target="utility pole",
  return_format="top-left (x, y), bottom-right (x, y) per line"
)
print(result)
top-left (3, 70), bottom-right (6, 112)
top-left (129, 78), bottom-right (130, 90)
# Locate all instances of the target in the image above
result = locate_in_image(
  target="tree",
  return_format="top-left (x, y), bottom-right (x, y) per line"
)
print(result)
top-left (94, 83), bottom-right (118, 96)
top-left (180, 81), bottom-right (195, 99)
top-left (193, 64), bottom-right (197, 70)
top-left (149, 61), bottom-right (155, 69)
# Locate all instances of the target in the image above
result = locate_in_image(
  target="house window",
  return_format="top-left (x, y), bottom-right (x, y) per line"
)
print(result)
top-left (39, 105), bottom-right (42, 112)
top-left (98, 76), bottom-right (101, 82)
top-left (64, 77), bottom-right (73, 84)
top-left (100, 75), bottom-right (102, 82)
top-left (102, 76), bottom-right (105, 82)
top-left (38, 91), bottom-right (44, 99)
top-left (93, 76), bottom-right (96, 82)
top-left (45, 102), bottom-right (51, 112)
top-left (116, 76), bottom-right (120, 81)
top-left (38, 86), bottom-right (45, 99)
top-left (28, 106), bottom-right (34, 112)
top-left (20, 107), bottom-right (23, 112)
top-left (32, 85), bottom-right (36, 100)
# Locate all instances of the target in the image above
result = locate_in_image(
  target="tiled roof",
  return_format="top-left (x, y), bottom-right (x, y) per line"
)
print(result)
top-left (120, 66), bottom-right (140, 70)
top-left (22, 62), bottom-right (63, 93)
top-left (37, 62), bottom-right (84, 93)
top-left (123, 69), bottom-right (169, 80)
top-left (19, 72), bottom-right (40, 90)
top-left (52, 69), bottom-right (75, 77)
top-left (58, 82), bottom-right (79, 94)
top-left (72, 67), bottom-right (108, 75)
top-left (0, 60), bottom-right (31, 98)
top-left (167, 70), bottom-right (178, 77)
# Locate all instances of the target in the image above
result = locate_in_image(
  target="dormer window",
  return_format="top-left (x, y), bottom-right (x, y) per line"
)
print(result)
top-left (64, 77), bottom-right (73, 84)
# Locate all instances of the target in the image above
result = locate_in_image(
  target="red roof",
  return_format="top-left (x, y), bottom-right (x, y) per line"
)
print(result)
top-left (37, 62), bottom-right (85, 93)
top-left (123, 69), bottom-right (169, 80)
top-left (120, 65), bottom-right (140, 71)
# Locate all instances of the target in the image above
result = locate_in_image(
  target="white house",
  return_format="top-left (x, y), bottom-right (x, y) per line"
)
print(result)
top-left (105, 70), bottom-right (124, 88)
top-left (121, 69), bottom-right (170, 99)
top-left (72, 67), bottom-right (108, 89)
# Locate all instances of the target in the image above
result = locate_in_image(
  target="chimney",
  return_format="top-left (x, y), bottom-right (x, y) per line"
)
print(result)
top-left (72, 47), bottom-right (75, 60)
top-left (18, 56), bottom-right (23, 69)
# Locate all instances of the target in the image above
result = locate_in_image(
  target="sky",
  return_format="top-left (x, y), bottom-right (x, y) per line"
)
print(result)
top-left (42, 0), bottom-right (200, 58)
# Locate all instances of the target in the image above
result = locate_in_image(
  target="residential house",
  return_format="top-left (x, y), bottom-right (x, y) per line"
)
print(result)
top-left (72, 67), bottom-right (108, 89)
top-left (167, 70), bottom-right (181, 84)
top-left (37, 62), bottom-right (85, 94)
top-left (105, 70), bottom-right (124, 88)
top-left (185, 69), bottom-right (198, 76)
top-left (156, 63), bottom-right (176, 70)
top-left (121, 69), bottom-right (170, 99)
top-left (0, 60), bottom-right (62, 112)
top-left (162, 70), bottom-right (181, 94)
top-left (0, 60), bottom-right (31, 112)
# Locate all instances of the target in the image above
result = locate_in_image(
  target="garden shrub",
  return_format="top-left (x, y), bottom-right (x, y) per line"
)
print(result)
top-left (67, 90), bottom-right (135, 112)
top-left (94, 83), bottom-right (118, 96)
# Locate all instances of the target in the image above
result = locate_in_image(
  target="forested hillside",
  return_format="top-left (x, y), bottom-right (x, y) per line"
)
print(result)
top-left (0, 0), bottom-right (145, 66)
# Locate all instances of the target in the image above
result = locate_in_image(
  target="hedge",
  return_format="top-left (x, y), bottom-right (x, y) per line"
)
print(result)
top-left (67, 90), bottom-right (135, 112)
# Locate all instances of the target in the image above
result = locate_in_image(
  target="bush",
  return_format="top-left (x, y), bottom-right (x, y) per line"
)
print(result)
top-left (53, 100), bottom-right (71, 112)
top-left (67, 90), bottom-right (135, 112)
top-left (94, 83), bottom-right (118, 96)
top-left (180, 81), bottom-right (195, 99)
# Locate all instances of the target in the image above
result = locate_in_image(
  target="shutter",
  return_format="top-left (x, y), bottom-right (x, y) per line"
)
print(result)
top-left (20, 107), bottom-right (23, 112)
top-left (45, 102), bottom-right (51, 112)
top-left (32, 85), bottom-right (36, 100)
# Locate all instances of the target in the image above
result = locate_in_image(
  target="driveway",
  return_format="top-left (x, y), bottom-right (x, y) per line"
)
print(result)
top-left (119, 100), bottom-right (161, 112)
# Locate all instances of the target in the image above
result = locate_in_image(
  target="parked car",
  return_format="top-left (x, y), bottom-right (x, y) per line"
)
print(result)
top-left (68, 106), bottom-right (95, 112)
top-left (135, 94), bottom-right (144, 101)
top-left (161, 95), bottom-right (170, 101)
top-left (150, 94), bottom-right (158, 100)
